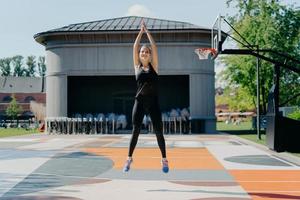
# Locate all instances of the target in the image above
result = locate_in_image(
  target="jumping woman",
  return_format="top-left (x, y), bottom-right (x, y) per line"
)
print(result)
top-left (123, 22), bottom-right (169, 173)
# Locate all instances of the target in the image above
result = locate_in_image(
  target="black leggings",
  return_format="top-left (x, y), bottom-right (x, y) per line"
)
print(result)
top-left (128, 95), bottom-right (166, 158)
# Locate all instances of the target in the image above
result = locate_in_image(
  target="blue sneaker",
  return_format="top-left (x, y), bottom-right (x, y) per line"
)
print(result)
top-left (123, 158), bottom-right (133, 172)
top-left (162, 159), bottom-right (169, 173)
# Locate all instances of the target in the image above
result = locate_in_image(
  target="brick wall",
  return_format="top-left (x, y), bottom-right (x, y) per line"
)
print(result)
top-left (0, 93), bottom-right (46, 115)
top-left (0, 93), bottom-right (46, 103)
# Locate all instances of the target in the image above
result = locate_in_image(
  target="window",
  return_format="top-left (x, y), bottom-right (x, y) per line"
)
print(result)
top-left (22, 111), bottom-right (34, 116)
top-left (2, 96), bottom-right (12, 103)
top-left (24, 96), bottom-right (36, 103)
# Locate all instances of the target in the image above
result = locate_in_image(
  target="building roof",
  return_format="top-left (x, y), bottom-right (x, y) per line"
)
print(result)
top-left (0, 76), bottom-right (45, 93)
top-left (34, 16), bottom-right (208, 39)
top-left (42, 16), bottom-right (205, 32)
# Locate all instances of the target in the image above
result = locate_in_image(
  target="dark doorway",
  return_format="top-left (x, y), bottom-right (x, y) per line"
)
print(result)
top-left (68, 76), bottom-right (136, 117)
top-left (113, 93), bottom-right (135, 125)
top-left (68, 75), bottom-right (189, 128)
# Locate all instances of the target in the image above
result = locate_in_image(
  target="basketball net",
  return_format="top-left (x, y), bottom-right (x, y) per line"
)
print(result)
top-left (194, 48), bottom-right (217, 60)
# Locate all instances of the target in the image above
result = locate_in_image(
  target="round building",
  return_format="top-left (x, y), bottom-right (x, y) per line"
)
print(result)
top-left (34, 16), bottom-right (216, 133)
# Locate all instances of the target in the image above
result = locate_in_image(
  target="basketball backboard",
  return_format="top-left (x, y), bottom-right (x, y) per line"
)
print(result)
top-left (211, 15), bottom-right (224, 57)
top-left (194, 15), bottom-right (226, 60)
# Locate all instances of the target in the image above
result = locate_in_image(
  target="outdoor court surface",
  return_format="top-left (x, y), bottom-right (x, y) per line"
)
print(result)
top-left (0, 133), bottom-right (300, 200)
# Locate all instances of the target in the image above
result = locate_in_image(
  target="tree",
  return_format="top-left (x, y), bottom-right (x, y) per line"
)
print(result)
top-left (6, 95), bottom-right (22, 120)
top-left (37, 56), bottom-right (46, 77)
top-left (0, 55), bottom-right (45, 77)
top-left (222, 0), bottom-right (300, 114)
top-left (25, 55), bottom-right (36, 77)
top-left (11, 55), bottom-right (24, 77)
top-left (287, 108), bottom-right (300, 120)
top-left (0, 58), bottom-right (12, 76)
top-left (216, 85), bottom-right (255, 112)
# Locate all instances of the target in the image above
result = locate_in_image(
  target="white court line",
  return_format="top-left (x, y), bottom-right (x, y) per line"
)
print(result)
top-left (246, 190), bottom-right (300, 193)
top-left (0, 138), bottom-right (39, 142)
top-left (237, 181), bottom-right (300, 183)
top-left (269, 154), bottom-right (300, 167)
top-left (14, 172), bottom-right (300, 183)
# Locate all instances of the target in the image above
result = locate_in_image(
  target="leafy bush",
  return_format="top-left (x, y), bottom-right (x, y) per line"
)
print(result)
top-left (287, 108), bottom-right (300, 121)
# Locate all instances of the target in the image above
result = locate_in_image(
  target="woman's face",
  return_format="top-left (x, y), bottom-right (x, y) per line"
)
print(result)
top-left (139, 46), bottom-right (151, 63)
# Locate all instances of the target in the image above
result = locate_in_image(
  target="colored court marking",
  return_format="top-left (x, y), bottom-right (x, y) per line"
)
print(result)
top-left (230, 170), bottom-right (300, 200)
top-left (2, 134), bottom-right (300, 200)
top-left (84, 147), bottom-right (224, 170)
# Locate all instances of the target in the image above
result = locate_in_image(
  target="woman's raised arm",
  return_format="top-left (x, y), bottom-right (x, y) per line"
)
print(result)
top-left (144, 25), bottom-right (158, 73)
top-left (133, 26), bottom-right (144, 68)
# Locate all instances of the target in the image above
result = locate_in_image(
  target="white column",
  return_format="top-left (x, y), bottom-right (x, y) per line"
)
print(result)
top-left (46, 49), bottom-right (68, 118)
top-left (46, 75), bottom-right (68, 117)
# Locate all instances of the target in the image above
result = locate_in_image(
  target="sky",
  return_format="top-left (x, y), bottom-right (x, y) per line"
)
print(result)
top-left (0, 0), bottom-right (299, 60)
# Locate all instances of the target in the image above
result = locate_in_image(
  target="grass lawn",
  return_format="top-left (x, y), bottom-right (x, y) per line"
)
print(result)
top-left (0, 128), bottom-right (39, 138)
top-left (217, 120), bottom-right (253, 131)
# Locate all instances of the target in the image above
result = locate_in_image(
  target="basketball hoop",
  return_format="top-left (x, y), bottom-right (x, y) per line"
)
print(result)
top-left (194, 48), bottom-right (217, 60)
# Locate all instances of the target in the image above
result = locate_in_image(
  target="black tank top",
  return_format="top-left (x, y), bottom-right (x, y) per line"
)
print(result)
top-left (135, 63), bottom-right (158, 98)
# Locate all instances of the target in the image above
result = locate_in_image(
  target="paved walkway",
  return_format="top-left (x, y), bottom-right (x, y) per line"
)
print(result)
top-left (0, 133), bottom-right (300, 200)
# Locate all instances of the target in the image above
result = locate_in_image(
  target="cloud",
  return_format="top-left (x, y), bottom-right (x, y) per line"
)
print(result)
top-left (126, 4), bottom-right (153, 17)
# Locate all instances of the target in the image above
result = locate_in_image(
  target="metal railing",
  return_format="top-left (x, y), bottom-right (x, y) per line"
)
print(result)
top-left (45, 115), bottom-right (191, 135)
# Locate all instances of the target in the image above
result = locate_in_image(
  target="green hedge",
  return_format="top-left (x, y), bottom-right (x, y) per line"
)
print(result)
top-left (287, 108), bottom-right (300, 120)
